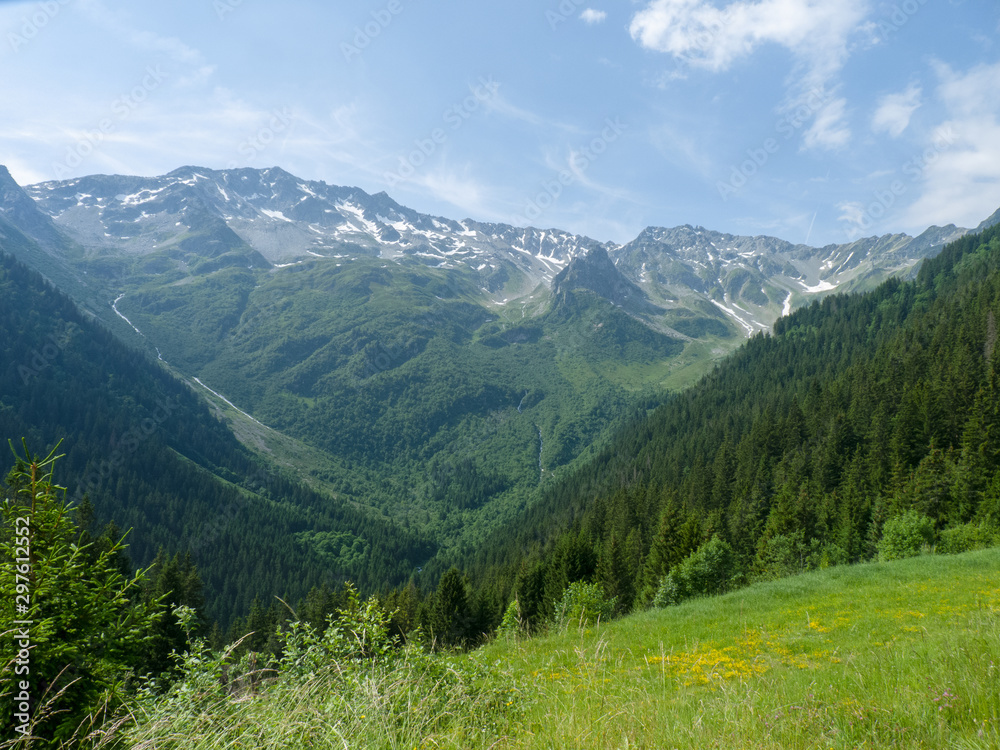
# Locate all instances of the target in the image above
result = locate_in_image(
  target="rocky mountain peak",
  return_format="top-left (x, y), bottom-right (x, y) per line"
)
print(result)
top-left (553, 244), bottom-right (655, 312)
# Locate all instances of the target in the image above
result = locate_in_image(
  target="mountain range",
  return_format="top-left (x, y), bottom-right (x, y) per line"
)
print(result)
top-left (2, 163), bottom-right (999, 611)
top-left (9, 164), bottom-right (992, 341)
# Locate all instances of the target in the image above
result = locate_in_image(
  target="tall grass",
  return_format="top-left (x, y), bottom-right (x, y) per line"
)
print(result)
top-left (40, 549), bottom-right (999, 749)
top-left (96, 643), bottom-right (525, 750)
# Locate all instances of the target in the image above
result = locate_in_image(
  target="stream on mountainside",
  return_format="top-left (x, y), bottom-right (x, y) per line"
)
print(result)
top-left (537, 425), bottom-right (543, 480)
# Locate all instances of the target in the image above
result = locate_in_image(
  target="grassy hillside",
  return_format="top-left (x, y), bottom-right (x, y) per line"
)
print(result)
top-left (116, 256), bottom-right (683, 561)
top-left (484, 548), bottom-right (1000, 748)
top-left (95, 549), bottom-right (999, 749)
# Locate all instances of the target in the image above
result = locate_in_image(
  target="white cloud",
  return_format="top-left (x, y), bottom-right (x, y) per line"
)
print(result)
top-left (419, 168), bottom-right (489, 215)
top-left (629, 0), bottom-right (871, 150)
top-left (899, 61), bottom-right (1000, 231)
top-left (629, 0), bottom-right (867, 72)
top-left (872, 83), bottom-right (922, 138)
top-left (580, 9), bottom-right (608, 25)
top-left (835, 200), bottom-right (867, 235)
top-left (803, 97), bottom-right (851, 150)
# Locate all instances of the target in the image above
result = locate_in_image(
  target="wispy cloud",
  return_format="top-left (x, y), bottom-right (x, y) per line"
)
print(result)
top-left (418, 166), bottom-right (493, 217)
top-left (81, 0), bottom-right (210, 73)
top-left (802, 95), bottom-right (850, 150)
top-left (482, 92), bottom-right (583, 135)
top-left (872, 83), bottom-right (922, 138)
top-left (899, 61), bottom-right (1000, 230)
top-left (580, 9), bottom-right (608, 25)
top-left (629, 0), bottom-right (871, 151)
top-left (836, 200), bottom-right (867, 233)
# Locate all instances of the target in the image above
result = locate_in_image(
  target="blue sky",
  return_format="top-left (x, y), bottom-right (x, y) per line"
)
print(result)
top-left (1, 0), bottom-right (999, 247)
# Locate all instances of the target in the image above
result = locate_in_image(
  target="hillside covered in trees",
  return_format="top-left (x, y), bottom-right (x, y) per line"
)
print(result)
top-left (455, 223), bottom-right (1000, 632)
top-left (0, 242), bottom-right (433, 624)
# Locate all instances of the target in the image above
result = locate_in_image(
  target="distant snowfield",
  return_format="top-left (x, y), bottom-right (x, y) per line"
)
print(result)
top-left (711, 299), bottom-right (755, 336)
top-left (801, 279), bottom-right (838, 293)
top-left (261, 209), bottom-right (293, 223)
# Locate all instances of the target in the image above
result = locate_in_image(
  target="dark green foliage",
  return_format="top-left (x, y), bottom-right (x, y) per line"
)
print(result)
top-left (467, 225), bottom-right (1000, 629)
top-left (427, 567), bottom-right (473, 648)
top-left (755, 530), bottom-right (826, 580)
top-left (878, 511), bottom-right (936, 561)
top-left (595, 532), bottom-right (634, 613)
top-left (638, 496), bottom-right (698, 604)
top-left (652, 535), bottom-right (739, 607)
top-left (937, 522), bottom-right (1000, 554)
top-left (0, 248), bottom-right (435, 627)
top-left (139, 550), bottom-right (208, 678)
top-left (0, 443), bottom-right (160, 743)
top-left (429, 457), bottom-right (509, 510)
top-left (668, 315), bottom-right (731, 339)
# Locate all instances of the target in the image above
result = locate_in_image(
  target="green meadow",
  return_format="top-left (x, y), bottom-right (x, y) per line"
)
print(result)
top-left (482, 548), bottom-right (1000, 749)
top-left (103, 548), bottom-right (999, 749)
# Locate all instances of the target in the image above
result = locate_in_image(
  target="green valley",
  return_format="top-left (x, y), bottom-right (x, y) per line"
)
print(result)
top-left (3, 165), bottom-right (1000, 749)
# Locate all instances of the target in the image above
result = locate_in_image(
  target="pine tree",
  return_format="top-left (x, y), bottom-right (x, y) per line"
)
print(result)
top-left (1, 441), bottom-right (160, 743)
top-left (140, 549), bottom-right (208, 677)
top-left (429, 567), bottom-right (470, 648)
top-left (595, 532), bottom-right (633, 613)
top-left (638, 495), bottom-right (685, 604)
top-left (513, 559), bottom-right (547, 628)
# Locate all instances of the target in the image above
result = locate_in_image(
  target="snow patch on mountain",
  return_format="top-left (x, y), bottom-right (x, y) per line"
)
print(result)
top-left (14, 165), bottom-right (981, 343)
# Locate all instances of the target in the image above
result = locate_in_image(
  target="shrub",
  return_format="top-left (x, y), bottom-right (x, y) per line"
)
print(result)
top-left (937, 523), bottom-right (1000, 555)
top-left (878, 510), bottom-right (936, 561)
top-left (653, 535), bottom-right (738, 607)
top-left (553, 581), bottom-right (616, 629)
top-left (280, 583), bottom-right (398, 679)
top-left (496, 598), bottom-right (524, 640)
top-left (755, 532), bottom-right (847, 580)
top-left (109, 596), bottom-right (526, 749)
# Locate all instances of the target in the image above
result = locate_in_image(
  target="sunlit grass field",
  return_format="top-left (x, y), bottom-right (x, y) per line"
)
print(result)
top-left (481, 548), bottom-right (1000, 749)
top-left (103, 548), bottom-right (999, 749)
